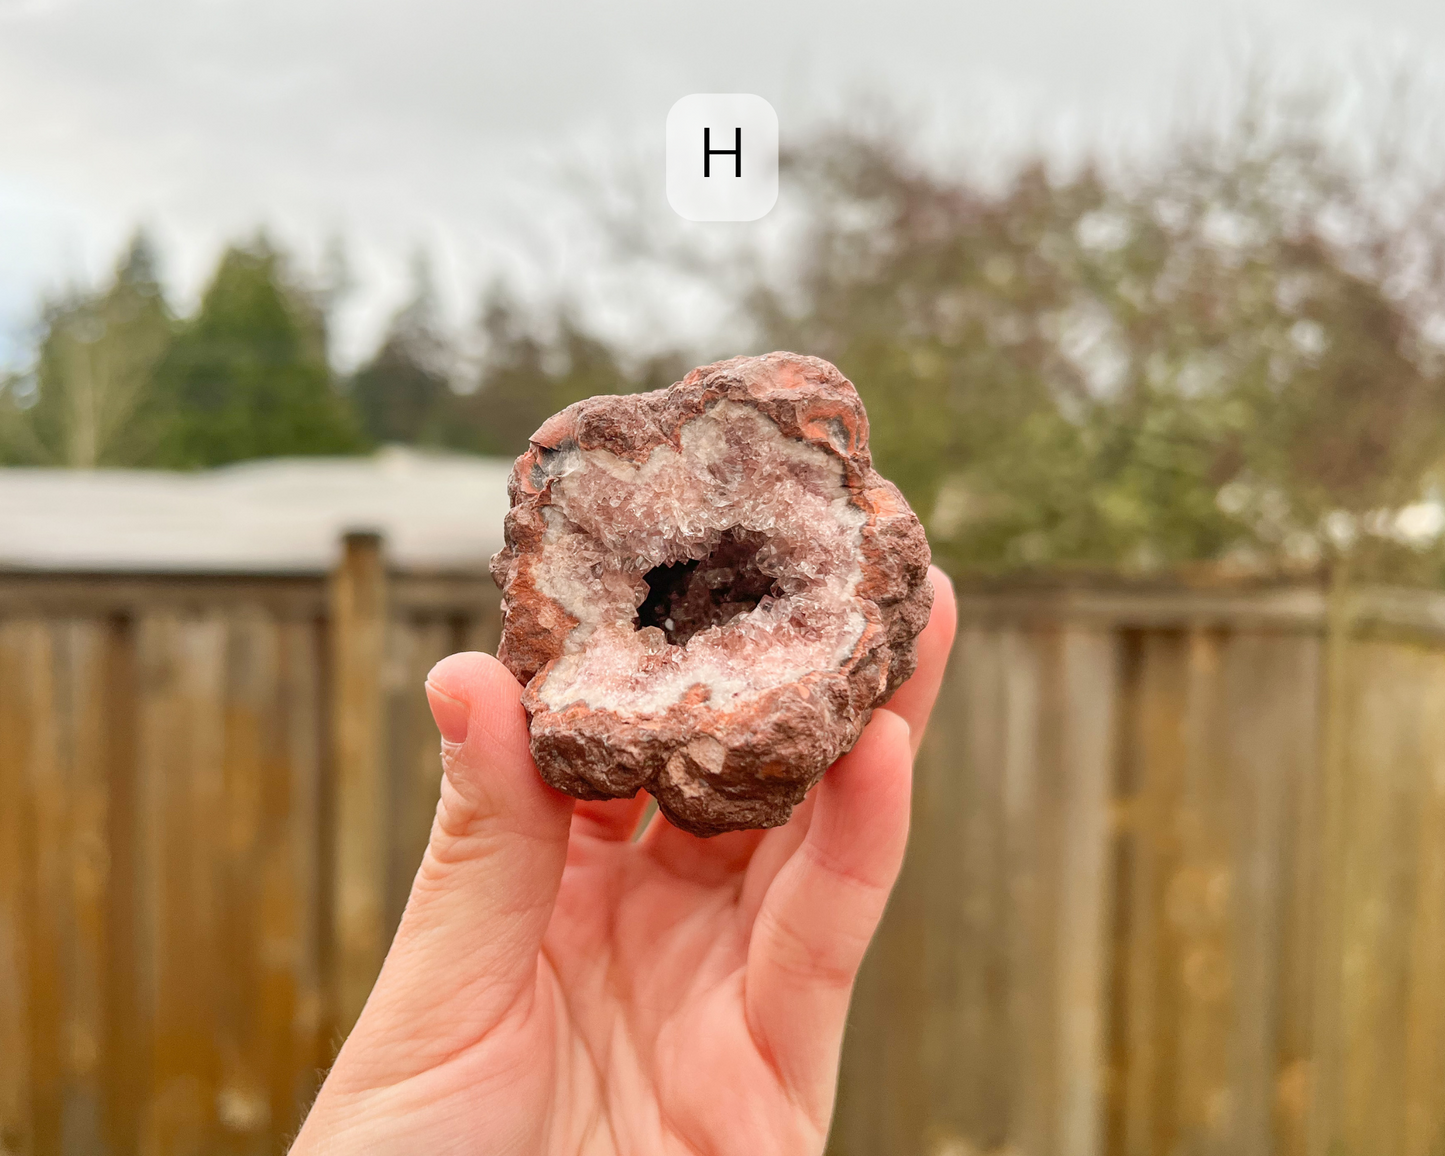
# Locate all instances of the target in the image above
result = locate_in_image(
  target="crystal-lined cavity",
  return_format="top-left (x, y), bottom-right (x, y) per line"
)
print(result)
top-left (491, 352), bottom-right (933, 836)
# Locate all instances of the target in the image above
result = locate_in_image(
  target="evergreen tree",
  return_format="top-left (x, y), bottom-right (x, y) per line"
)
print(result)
top-left (151, 238), bottom-right (362, 466)
top-left (453, 285), bottom-right (682, 458)
top-left (1, 232), bottom-right (173, 466)
top-left (350, 255), bottom-right (454, 446)
top-left (453, 287), bottom-right (558, 457)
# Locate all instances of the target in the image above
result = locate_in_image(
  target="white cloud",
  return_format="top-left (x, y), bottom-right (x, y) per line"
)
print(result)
top-left (3, 0), bottom-right (1445, 368)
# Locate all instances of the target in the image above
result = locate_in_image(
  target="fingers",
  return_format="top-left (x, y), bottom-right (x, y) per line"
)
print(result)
top-left (640, 818), bottom-right (771, 886)
top-left (743, 709), bottom-right (913, 1114)
top-left (572, 795), bottom-right (652, 842)
top-left (337, 652), bottom-right (573, 1087)
top-left (737, 792), bottom-right (816, 927)
top-left (885, 566), bottom-right (958, 755)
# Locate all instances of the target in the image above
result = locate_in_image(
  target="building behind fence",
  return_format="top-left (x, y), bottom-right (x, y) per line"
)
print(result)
top-left (3, 532), bottom-right (1445, 1154)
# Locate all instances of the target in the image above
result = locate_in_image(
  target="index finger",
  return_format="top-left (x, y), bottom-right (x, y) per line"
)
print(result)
top-left (884, 566), bottom-right (957, 754)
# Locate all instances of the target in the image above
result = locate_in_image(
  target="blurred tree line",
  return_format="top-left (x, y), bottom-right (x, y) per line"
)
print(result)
top-left (4, 93), bottom-right (1445, 583)
top-left (0, 234), bottom-right (681, 470)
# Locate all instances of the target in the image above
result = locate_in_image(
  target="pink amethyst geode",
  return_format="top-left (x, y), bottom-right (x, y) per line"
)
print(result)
top-left (490, 352), bottom-right (933, 837)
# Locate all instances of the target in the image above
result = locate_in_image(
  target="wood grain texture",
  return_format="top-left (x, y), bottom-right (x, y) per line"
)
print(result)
top-left (273, 615), bottom-right (328, 1138)
top-left (835, 586), bottom-right (1444, 1156)
top-left (0, 621), bottom-right (38, 1156)
top-left (327, 533), bottom-right (389, 1036)
top-left (6, 564), bottom-right (1445, 1155)
top-left (54, 621), bottom-right (111, 1155)
top-left (1052, 627), bottom-right (1117, 1156)
top-left (1402, 651), bottom-right (1445, 1156)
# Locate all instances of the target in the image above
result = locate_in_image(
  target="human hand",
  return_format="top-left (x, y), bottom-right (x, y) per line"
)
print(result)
top-left (291, 567), bottom-right (956, 1155)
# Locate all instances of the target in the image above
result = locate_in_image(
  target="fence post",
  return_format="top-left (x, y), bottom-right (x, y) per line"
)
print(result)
top-left (329, 530), bottom-right (390, 1038)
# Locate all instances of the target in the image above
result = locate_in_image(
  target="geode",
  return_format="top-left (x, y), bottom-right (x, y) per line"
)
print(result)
top-left (490, 352), bottom-right (932, 837)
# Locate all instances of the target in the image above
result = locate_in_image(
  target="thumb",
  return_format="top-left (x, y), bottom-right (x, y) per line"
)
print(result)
top-left (337, 651), bottom-right (573, 1083)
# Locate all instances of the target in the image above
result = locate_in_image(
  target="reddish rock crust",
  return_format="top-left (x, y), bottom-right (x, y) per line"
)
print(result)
top-left (491, 352), bottom-right (933, 836)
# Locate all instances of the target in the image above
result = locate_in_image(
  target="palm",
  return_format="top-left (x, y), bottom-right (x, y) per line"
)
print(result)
top-left (291, 569), bottom-right (953, 1156)
top-left (535, 808), bottom-right (832, 1154)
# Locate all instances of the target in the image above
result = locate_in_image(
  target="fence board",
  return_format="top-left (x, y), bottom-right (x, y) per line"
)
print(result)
top-left (1403, 651), bottom-right (1445, 1156)
top-left (1222, 634), bottom-right (1311, 1154)
top-left (1171, 630), bottom-right (1232, 1154)
top-left (1118, 631), bottom-right (1191, 1156)
top-left (1013, 625), bottom-right (1070, 1154)
top-left (328, 534), bottom-right (389, 1036)
top-left (1052, 628), bottom-right (1117, 1156)
top-left (998, 626), bottom-right (1039, 1154)
top-left (0, 622), bottom-right (37, 1156)
top-left (135, 612), bottom-right (229, 1155)
top-left (1273, 636), bottom-right (1324, 1156)
top-left (54, 621), bottom-right (111, 1155)
top-left (102, 618), bottom-right (141, 1156)
top-left (215, 610), bottom-right (279, 1152)
top-left (959, 625), bottom-right (1011, 1152)
top-left (272, 617), bottom-right (327, 1136)
top-left (1335, 642), bottom-right (1421, 1152)
top-left (15, 623), bottom-right (62, 1156)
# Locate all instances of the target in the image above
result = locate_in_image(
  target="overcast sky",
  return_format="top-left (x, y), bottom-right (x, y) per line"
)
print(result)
top-left (4, 0), bottom-right (1445, 367)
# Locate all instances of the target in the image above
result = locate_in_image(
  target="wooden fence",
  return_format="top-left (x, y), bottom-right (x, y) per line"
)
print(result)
top-left (3, 548), bottom-right (1445, 1155)
top-left (0, 534), bottom-right (497, 1156)
top-left (832, 581), bottom-right (1445, 1156)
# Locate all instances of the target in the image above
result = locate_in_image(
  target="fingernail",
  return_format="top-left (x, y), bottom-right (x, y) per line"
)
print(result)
top-left (425, 681), bottom-right (469, 744)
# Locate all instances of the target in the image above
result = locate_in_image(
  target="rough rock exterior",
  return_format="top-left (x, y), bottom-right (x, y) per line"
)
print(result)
top-left (491, 352), bottom-right (933, 836)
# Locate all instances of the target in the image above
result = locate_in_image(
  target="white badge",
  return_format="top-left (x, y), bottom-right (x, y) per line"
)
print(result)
top-left (666, 94), bottom-right (779, 223)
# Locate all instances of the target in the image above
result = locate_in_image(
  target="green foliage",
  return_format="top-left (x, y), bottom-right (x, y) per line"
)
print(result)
top-left (350, 258), bottom-right (454, 447)
top-left (446, 286), bottom-right (684, 459)
top-left (1, 233), bottom-right (172, 466)
top-left (150, 239), bottom-right (363, 466)
top-left (7, 87), bottom-right (1445, 587)
top-left (751, 120), bottom-right (1445, 581)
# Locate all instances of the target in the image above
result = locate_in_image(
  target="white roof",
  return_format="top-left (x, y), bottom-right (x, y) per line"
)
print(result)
top-left (0, 448), bottom-right (514, 573)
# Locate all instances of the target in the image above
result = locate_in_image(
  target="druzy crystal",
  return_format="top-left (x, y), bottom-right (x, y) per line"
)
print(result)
top-left (491, 352), bottom-right (932, 836)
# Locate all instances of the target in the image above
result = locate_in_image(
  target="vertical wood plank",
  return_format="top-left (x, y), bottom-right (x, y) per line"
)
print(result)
top-left (272, 616), bottom-right (327, 1142)
top-left (1306, 583), bottom-right (1355, 1156)
top-left (955, 626), bottom-right (1011, 1153)
top-left (1117, 631), bottom-right (1191, 1156)
top-left (1332, 641), bottom-right (1421, 1152)
top-left (53, 621), bottom-right (111, 1154)
top-left (103, 615), bottom-right (142, 1156)
top-left (1403, 651), bottom-right (1445, 1156)
top-left (1272, 638), bottom-right (1324, 1156)
top-left (0, 621), bottom-right (37, 1156)
top-left (1103, 630), bottom-right (1143, 1156)
top-left (929, 626), bottom-right (1001, 1154)
top-left (1000, 627), bottom-right (1041, 1155)
top-left (215, 609), bottom-right (280, 1153)
top-left (1221, 633), bottom-right (1319, 1155)
top-left (134, 612), bottom-right (229, 1156)
top-left (1052, 627), bottom-right (1118, 1156)
top-left (19, 624), bottom-right (62, 1156)
top-left (1171, 629), bottom-right (1232, 1153)
top-left (1008, 625), bottom-right (1059, 1155)
top-left (328, 532), bottom-right (390, 1036)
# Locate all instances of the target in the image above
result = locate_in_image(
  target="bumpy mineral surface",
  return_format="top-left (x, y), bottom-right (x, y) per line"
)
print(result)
top-left (490, 352), bottom-right (933, 836)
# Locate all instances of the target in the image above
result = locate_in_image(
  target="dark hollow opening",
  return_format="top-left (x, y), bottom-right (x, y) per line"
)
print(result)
top-left (635, 528), bottom-right (781, 646)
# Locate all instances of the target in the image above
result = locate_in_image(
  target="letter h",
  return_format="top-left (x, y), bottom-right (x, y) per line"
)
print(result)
top-left (703, 127), bottom-right (742, 177)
